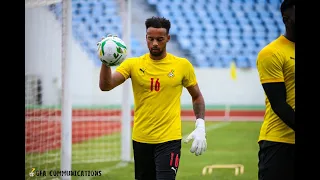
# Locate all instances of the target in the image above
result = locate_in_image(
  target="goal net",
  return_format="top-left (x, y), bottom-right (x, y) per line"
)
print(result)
top-left (25, 0), bottom-right (132, 178)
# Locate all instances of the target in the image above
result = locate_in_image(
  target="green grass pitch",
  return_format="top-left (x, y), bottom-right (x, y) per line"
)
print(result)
top-left (25, 121), bottom-right (262, 180)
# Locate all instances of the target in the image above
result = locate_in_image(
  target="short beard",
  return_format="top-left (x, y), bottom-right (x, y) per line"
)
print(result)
top-left (150, 50), bottom-right (163, 57)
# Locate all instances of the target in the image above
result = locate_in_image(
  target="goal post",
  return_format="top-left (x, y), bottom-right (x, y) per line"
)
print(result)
top-left (120, 0), bottom-right (133, 163)
top-left (25, 0), bottom-right (73, 178)
top-left (60, 0), bottom-right (72, 178)
top-left (25, 0), bottom-right (133, 178)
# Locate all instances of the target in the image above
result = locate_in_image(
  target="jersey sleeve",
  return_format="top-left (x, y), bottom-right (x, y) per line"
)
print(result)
top-left (182, 59), bottom-right (197, 87)
top-left (115, 58), bottom-right (133, 80)
top-left (256, 48), bottom-right (284, 84)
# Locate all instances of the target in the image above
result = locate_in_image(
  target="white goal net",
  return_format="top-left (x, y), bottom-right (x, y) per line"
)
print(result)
top-left (25, 0), bottom-right (132, 179)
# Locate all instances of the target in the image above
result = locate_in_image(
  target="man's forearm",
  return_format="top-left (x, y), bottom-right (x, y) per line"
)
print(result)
top-left (192, 96), bottom-right (205, 120)
top-left (262, 83), bottom-right (295, 131)
top-left (272, 103), bottom-right (295, 131)
top-left (99, 64), bottom-right (112, 91)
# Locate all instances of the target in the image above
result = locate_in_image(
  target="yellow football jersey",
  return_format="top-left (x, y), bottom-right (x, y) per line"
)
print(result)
top-left (116, 53), bottom-right (197, 144)
top-left (256, 35), bottom-right (295, 144)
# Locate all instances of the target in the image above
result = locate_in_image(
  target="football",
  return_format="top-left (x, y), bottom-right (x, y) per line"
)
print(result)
top-left (97, 35), bottom-right (127, 66)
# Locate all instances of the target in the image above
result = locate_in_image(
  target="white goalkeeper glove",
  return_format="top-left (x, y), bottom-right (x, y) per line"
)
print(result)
top-left (184, 118), bottom-right (207, 156)
top-left (96, 34), bottom-right (117, 46)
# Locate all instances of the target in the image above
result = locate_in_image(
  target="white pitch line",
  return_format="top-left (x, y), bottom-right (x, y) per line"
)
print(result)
top-left (79, 121), bottom-right (231, 180)
top-left (182, 121), bottom-right (231, 140)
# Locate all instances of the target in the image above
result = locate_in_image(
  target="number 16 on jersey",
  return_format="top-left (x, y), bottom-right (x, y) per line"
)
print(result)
top-left (150, 78), bottom-right (160, 91)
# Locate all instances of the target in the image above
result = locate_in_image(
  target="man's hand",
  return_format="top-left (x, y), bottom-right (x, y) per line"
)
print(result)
top-left (97, 34), bottom-right (117, 47)
top-left (184, 118), bottom-right (207, 156)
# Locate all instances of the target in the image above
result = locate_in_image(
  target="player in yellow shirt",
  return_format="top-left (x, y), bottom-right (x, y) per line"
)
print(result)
top-left (256, 0), bottom-right (295, 180)
top-left (99, 17), bottom-right (207, 180)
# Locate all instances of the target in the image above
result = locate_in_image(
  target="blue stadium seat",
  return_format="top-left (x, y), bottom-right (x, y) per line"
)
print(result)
top-left (179, 38), bottom-right (192, 50)
top-left (196, 55), bottom-right (210, 68)
top-left (141, 0), bottom-right (285, 68)
top-left (267, 31), bottom-right (281, 41)
top-left (220, 10), bottom-right (234, 19)
top-left (49, 0), bottom-right (149, 66)
top-left (253, 22), bottom-right (265, 31)
top-left (254, 31), bottom-right (267, 40)
top-left (268, 0), bottom-right (282, 7)
top-left (226, 17), bottom-right (238, 26)
top-left (242, 24), bottom-right (254, 34)
top-left (147, 0), bottom-right (158, 5)
top-left (211, 57), bottom-right (225, 68)
top-left (242, 33), bottom-right (254, 41)
top-left (242, 3), bottom-right (254, 12)
top-left (229, 28), bottom-right (242, 39)
top-left (256, 38), bottom-right (268, 48)
top-left (230, 1), bottom-right (243, 10)
top-left (256, 0), bottom-right (268, 5)
top-left (237, 18), bottom-right (250, 27)
top-left (231, 39), bottom-right (244, 54)
top-left (234, 10), bottom-right (246, 19)
top-left (209, 11), bottom-right (222, 19)
top-left (254, 4), bottom-right (267, 11)
top-left (236, 56), bottom-right (250, 68)
top-left (248, 54), bottom-right (258, 68)
top-left (158, 8), bottom-right (170, 17)
top-left (246, 11), bottom-right (259, 19)
top-left (216, 30), bottom-right (229, 40)
top-left (220, 55), bottom-right (234, 67)
top-left (203, 23), bottom-right (215, 32)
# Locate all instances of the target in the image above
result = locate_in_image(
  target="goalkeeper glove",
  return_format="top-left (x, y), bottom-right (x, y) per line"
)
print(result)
top-left (96, 34), bottom-right (116, 47)
top-left (184, 118), bottom-right (207, 156)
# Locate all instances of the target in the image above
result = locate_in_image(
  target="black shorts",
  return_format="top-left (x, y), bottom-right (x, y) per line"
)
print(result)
top-left (258, 140), bottom-right (295, 180)
top-left (133, 139), bottom-right (181, 180)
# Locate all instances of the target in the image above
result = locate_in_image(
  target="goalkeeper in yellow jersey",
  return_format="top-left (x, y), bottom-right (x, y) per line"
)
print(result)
top-left (256, 0), bottom-right (295, 179)
top-left (98, 16), bottom-right (206, 180)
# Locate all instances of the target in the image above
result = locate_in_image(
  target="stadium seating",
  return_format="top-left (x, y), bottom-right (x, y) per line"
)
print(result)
top-left (147, 0), bottom-right (285, 68)
top-left (49, 0), bottom-right (147, 66)
top-left (49, 0), bottom-right (284, 68)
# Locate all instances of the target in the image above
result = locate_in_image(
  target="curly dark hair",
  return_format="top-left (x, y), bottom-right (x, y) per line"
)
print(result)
top-left (145, 16), bottom-right (171, 34)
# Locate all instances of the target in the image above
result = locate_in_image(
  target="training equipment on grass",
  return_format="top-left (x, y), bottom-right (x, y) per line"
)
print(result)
top-left (202, 164), bottom-right (244, 176)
